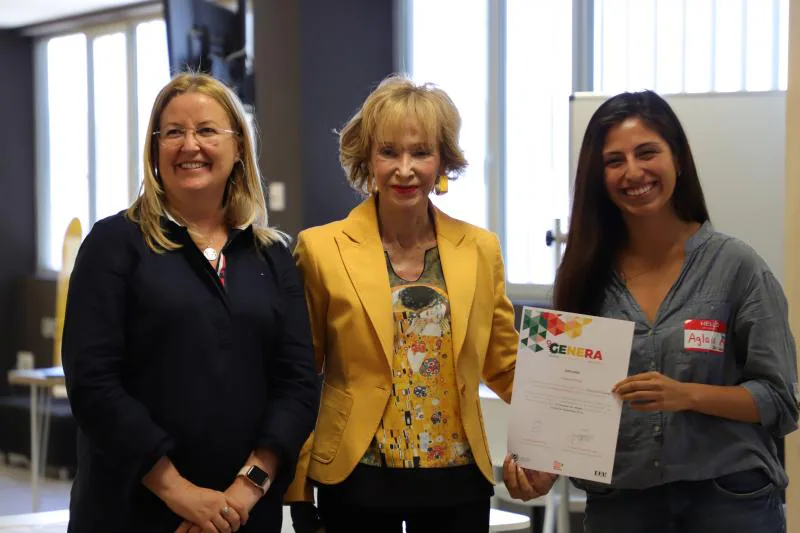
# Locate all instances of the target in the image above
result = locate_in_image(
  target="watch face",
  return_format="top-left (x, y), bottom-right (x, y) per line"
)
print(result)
top-left (247, 466), bottom-right (269, 487)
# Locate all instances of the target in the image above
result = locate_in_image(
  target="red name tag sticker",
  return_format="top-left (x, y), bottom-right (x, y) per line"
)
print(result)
top-left (683, 319), bottom-right (726, 353)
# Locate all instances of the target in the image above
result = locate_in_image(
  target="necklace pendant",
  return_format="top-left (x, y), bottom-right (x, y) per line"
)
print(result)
top-left (203, 247), bottom-right (218, 261)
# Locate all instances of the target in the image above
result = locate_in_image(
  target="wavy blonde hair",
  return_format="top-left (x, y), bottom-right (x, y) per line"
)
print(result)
top-left (127, 72), bottom-right (285, 252)
top-left (339, 74), bottom-right (468, 194)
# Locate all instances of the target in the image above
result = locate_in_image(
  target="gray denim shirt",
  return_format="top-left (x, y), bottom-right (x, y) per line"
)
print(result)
top-left (578, 222), bottom-right (799, 492)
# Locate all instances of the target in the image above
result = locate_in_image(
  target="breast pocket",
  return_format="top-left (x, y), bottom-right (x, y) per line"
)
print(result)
top-left (666, 299), bottom-right (732, 384)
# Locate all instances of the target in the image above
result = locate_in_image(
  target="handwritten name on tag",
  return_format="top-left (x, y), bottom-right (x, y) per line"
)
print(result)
top-left (683, 319), bottom-right (726, 353)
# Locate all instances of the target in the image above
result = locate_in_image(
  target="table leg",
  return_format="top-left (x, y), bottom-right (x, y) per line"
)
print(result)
top-left (543, 487), bottom-right (556, 533)
top-left (556, 476), bottom-right (570, 533)
top-left (29, 384), bottom-right (40, 512)
top-left (41, 389), bottom-right (53, 481)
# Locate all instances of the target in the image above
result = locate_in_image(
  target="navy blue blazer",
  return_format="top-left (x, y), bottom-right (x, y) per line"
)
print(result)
top-left (62, 212), bottom-right (318, 532)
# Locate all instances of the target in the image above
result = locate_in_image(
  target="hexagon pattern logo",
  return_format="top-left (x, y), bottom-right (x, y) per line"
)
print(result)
top-left (520, 308), bottom-right (593, 352)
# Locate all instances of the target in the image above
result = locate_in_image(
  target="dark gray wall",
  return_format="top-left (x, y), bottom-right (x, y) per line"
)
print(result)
top-left (253, 0), bottom-right (302, 235)
top-left (253, 0), bottom-right (395, 237)
top-left (0, 30), bottom-right (38, 394)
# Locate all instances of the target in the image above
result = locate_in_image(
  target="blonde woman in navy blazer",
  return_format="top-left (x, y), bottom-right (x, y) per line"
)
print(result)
top-left (63, 72), bottom-right (318, 533)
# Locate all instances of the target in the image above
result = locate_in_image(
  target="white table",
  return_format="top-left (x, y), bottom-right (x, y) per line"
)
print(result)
top-left (480, 384), bottom-right (586, 533)
top-left (489, 508), bottom-right (531, 532)
top-left (7, 367), bottom-right (66, 512)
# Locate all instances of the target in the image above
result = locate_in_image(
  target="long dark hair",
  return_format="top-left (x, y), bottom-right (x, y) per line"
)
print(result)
top-left (553, 90), bottom-right (710, 315)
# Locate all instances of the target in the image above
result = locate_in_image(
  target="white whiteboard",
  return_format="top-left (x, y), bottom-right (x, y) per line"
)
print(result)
top-left (569, 91), bottom-right (786, 283)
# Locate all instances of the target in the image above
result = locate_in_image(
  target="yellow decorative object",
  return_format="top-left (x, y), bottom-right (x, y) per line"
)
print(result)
top-left (53, 218), bottom-right (83, 369)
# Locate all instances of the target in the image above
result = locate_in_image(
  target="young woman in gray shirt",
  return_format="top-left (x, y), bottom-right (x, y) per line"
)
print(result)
top-left (554, 90), bottom-right (799, 533)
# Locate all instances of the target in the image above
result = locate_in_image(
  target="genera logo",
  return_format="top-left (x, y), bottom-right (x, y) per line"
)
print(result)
top-left (547, 340), bottom-right (603, 360)
top-left (520, 309), bottom-right (594, 353)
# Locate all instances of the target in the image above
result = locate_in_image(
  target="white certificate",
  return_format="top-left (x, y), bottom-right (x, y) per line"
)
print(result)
top-left (507, 306), bottom-right (634, 484)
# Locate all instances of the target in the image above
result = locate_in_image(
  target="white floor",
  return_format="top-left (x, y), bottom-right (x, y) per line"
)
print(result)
top-left (0, 463), bottom-right (70, 517)
top-left (0, 463), bottom-right (297, 531)
top-left (0, 462), bottom-right (531, 532)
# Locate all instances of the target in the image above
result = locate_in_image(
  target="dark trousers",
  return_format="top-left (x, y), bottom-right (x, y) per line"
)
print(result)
top-left (317, 494), bottom-right (491, 533)
top-left (583, 469), bottom-right (786, 533)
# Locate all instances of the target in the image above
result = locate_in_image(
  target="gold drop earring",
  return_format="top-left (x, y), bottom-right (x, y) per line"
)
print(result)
top-left (434, 175), bottom-right (449, 195)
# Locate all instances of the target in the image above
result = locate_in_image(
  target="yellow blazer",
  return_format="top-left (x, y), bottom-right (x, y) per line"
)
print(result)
top-left (284, 196), bottom-right (518, 501)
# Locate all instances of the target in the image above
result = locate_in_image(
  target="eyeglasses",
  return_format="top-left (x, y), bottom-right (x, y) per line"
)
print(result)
top-left (153, 126), bottom-right (239, 147)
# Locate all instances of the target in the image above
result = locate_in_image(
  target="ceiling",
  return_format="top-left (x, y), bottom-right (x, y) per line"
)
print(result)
top-left (0, 0), bottom-right (148, 29)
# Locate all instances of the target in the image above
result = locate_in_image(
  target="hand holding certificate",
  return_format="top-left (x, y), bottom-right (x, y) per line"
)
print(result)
top-left (507, 307), bottom-right (634, 484)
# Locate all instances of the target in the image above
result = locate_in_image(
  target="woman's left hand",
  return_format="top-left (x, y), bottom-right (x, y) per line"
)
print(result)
top-left (224, 477), bottom-right (262, 523)
top-left (613, 371), bottom-right (692, 412)
top-left (174, 478), bottom-right (258, 533)
top-left (503, 454), bottom-right (558, 501)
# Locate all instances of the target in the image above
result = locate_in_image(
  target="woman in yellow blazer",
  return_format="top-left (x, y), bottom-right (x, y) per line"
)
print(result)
top-left (287, 75), bottom-right (556, 533)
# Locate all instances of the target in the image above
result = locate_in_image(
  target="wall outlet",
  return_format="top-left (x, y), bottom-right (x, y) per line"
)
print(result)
top-left (268, 182), bottom-right (286, 211)
top-left (41, 317), bottom-right (56, 339)
top-left (16, 351), bottom-right (34, 370)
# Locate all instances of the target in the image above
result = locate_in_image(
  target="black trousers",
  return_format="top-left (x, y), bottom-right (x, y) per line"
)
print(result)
top-left (317, 494), bottom-right (491, 533)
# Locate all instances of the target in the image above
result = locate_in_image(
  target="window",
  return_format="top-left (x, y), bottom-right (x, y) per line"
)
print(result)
top-left (402, 0), bottom-right (789, 298)
top-left (136, 20), bottom-right (171, 186)
top-left (93, 32), bottom-right (130, 222)
top-left (593, 0), bottom-right (790, 94)
top-left (504, 2), bottom-right (572, 286)
top-left (407, 0), bottom-right (489, 230)
top-left (43, 34), bottom-right (90, 272)
top-left (37, 19), bottom-right (170, 271)
top-left (404, 1), bottom-right (573, 296)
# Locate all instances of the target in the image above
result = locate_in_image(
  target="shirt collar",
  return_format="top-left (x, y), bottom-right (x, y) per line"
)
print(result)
top-left (684, 220), bottom-right (714, 255)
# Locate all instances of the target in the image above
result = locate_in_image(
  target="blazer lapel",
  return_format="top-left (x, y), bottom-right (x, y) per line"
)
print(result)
top-left (336, 198), bottom-right (395, 368)
top-left (435, 208), bottom-right (477, 363)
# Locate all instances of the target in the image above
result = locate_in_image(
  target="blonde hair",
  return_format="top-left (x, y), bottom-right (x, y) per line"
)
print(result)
top-left (339, 74), bottom-right (467, 194)
top-left (127, 71), bottom-right (285, 252)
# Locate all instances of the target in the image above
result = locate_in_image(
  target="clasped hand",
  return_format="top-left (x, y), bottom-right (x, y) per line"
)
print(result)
top-left (613, 371), bottom-right (692, 412)
top-left (503, 454), bottom-right (558, 501)
top-left (167, 477), bottom-right (260, 533)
